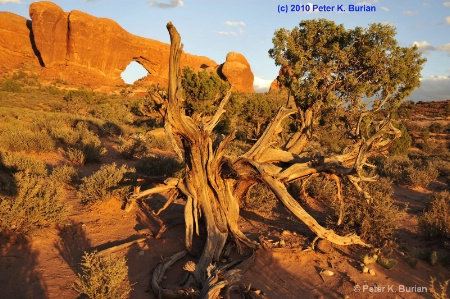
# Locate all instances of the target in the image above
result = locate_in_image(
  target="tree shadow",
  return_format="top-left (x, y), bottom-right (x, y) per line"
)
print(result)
top-left (54, 220), bottom-right (92, 274)
top-left (0, 151), bottom-right (18, 197)
top-left (0, 233), bottom-right (48, 299)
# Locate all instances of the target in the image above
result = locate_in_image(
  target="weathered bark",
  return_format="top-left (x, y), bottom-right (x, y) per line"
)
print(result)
top-left (129, 22), bottom-right (404, 298)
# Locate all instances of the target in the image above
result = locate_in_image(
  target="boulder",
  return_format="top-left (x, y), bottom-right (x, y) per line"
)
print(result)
top-left (219, 52), bottom-right (254, 93)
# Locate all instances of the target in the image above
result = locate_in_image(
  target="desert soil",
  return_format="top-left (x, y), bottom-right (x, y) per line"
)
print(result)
top-left (1, 148), bottom-right (449, 299)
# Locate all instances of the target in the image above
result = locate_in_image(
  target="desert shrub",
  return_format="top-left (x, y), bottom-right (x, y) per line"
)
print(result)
top-left (74, 251), bottom-right (133, 299)
top-left (419, 191), bottom-right (450, 239)
top-left (101, 121), bottom-right (123, 136)
top-left (147, 134), bottom-right (171, 150)
top-left (373, 155), bottom-right (412, 182)
top-left (0, 173), bottom-right (68, 234)
top-left (50, 165), bottom-right (78, 186)
top-left (76, 143), bottom-right (106, 164)
top-left (406, 164), bottom-right (439, 188)
top-left (135, 155), bottom-right (184, 178)
top-left (244, 183), bottom-right (278, 213)
top-left (0, 127), bottom-right (55, 152)
top-left (181, 66), bottom-right (230, 116)
top-left (0, 79), bottom-right (23, 92)
top-left (1, 152), bottom-right (47, 176)
top-left (79, 163), bottom-right (135, 204)
top-left (305, 175), bottom-right (337, 201)
top-left (390, 123), bottom-right (412, 156)
top-left (329, 178), bottom-right (401, 247)
top-left (431, 158), bottom-right (450, 176)
top-left (117, 136), bottom-right (148, 160)
top-left (67, 147), bottom-right (86, 165)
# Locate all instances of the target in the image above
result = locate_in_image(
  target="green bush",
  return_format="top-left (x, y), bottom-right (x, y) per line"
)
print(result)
top-left (407, 164), bottom-right (439, 188)
top-left (67, 147), bottom-right (86, 165)
top-left (373, 155), bottom-right (412, 182)
top-left (135, 155), bottom-right (184, 178)
top-left (244, 183), bottom-right (278, 213)
top-left (50, 165), bottom-right (78, 186)
top-left (0, 173), bottom-right (68, 234)
top-left (0, 79), bottom-right (23, 92)
top-left (329, 178), bottom-right (401, 247)
top-left (419, 191), bottom-right (450, 239)
top-left (305, 175), bottom-right (337, 201)
top-left (1, 152), bottom-right (47, 176)
top-left (0, 127), bottom-right (55, 152)
top-left (74, 251), bottom-right (133, 299)
top-left (390, 123), bottom-right (412, 156)
top-left (79, 163), bottom-right (135, 204)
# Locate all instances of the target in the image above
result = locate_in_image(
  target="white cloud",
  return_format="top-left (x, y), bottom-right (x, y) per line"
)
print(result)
top-left (253, 76), bottom-right (273, 92)
top-left (422, 2), bottom-right (431, 7)
top-left (403, 10), bottom-right (418, 15)
top-left (147, 0), bottom-right (183, 8)
top-left (443, 2), bottom-right (450, 7)
top-left (408, 76), bottom-right (450, 101)
top-left (381, 6), bottom-right (389, 11)
top-left (0, 0), bottom-right (20, 3)
top-left (412, 41), bottom-right (436, 53)
top-left (217, 31), bottom-right (237, 36)
top-left (437, 43), bottom-right (450, 52)
top-left (225, 21), bottom-right (246, 27)
top-left (446, 16), bottom-right (450, 24)
top-left (356, 0), bottom-right (379, 5)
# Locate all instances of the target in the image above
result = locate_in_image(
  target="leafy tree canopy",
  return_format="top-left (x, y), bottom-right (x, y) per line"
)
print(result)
top-left (269, 19), bottom-right (426, 111)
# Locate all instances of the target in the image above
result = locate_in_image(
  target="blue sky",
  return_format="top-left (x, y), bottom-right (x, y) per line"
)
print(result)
top-left (1, 0), bottom-right (450, 101)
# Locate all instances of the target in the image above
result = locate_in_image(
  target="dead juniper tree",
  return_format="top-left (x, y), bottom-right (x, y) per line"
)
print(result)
top-left (128, 20), bottom-right (425, 298)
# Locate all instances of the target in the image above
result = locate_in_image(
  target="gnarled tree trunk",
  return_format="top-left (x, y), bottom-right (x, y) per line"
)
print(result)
top-left (128, 23), bottom-right (401, 298)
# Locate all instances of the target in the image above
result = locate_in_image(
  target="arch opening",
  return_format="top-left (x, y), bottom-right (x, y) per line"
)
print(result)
top-left (121, 61), bottom-right (149, 84)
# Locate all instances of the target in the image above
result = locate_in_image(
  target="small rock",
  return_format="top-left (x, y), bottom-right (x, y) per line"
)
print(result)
top-left (322, 270), bottom-right (334, 276)
top-left (279, 239), bottom-right (286, 247)
top-left (281, 230), bottom-right (291, 236)
top-left (362, 266), bottom-right (369, 273)
top-left (369, 269), bottom-right (376, 276)
top-left (138, 250), bottom-right (145, 256)
top-left (254, 290), bottom-right (261, 295)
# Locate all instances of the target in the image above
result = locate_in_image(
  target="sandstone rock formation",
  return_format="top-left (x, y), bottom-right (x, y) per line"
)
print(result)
top-left (0, 1), bottom-right (254, 92)
top-left (0, 12), bottom-right (41, 73)
top-left (219, 52), bottom-right (254, 93)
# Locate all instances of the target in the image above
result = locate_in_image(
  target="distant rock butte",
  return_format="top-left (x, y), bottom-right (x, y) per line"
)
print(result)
top-left (0, 1), bottom-right (254, 92)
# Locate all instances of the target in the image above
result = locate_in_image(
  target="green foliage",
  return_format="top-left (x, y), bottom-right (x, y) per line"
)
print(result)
top-left (238, 93), bottom-right (285, 139)
top-left (373, 155), bottom-right (412, 182)
top-left (74, 251), bottom-right (133, 299)
top-left (181, 66), bottom-right (230, 116)
top-left (79, 163), bottom-right (135, 204)
top-left (67, 147), bottom-right (86, 165)
top-left (390, 123), bottom-right (412, 156)
top-left (50, 165), bottom-right (78, 186)
top-left (244, 183), bottom-right (278, 213)
top-left (329, 178), bottom-right (401, 246)
top-left (0, 125), bottom-right (55, 152)
top-left (406, 163), bottom-right (438, 188)
top-left (419, 191), bottom-right (450, 239)
top-left (269, 19), bottom-right (426, 111)
top-left (135, 155), bottom-right (184, 178)
top-left (0, 173), bottom-right (68, 234)
top-left (305, 175), bottom-right (337, 201)
top-left (0, 79), bottom-right (23, 92)
top-left (0, 152), bottom-right (48, 176)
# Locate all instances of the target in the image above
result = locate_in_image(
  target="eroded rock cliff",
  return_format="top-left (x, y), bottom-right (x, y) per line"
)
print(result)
top-left (0, 1), bottom-right (254, 92)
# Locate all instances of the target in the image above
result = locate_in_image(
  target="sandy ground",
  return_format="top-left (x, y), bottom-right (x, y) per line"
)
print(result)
top-left (1, 150), bottom-right (449, 299)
